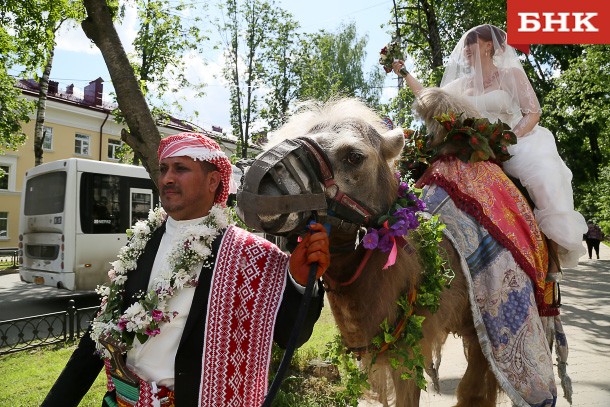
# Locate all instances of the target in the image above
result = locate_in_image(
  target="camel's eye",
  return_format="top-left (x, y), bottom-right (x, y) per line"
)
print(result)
top-left (345, 151), bottom-right (364, 166)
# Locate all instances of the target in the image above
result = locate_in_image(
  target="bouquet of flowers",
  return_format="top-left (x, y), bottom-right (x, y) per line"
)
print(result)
top-left (379, 40), bottom-right (406, 74)
top-left (433, 112), bottom-right (517, 163)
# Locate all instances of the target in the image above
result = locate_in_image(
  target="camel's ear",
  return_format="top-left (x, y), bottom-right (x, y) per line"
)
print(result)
top-left (380, 128), bottom-right (405, 162)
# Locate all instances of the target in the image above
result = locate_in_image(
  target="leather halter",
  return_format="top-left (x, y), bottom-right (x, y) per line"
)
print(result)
top-left (296, 137), bottom-right (374, 230)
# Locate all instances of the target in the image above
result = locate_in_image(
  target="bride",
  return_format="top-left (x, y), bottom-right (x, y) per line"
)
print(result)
top-left (392, 24), bottom-right (587, 272)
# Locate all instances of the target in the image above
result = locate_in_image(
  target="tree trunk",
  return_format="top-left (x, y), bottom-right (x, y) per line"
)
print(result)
top-left (420, 0), bottom-right (443, 71)
top-left (34, 47), bottom-right (55, 166)
top-left (81, 0), bottom-right (160, 185)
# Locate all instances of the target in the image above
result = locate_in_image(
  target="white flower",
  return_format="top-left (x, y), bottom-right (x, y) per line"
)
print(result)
top-left (110, 260), bottom-right (125, 275)
top-left (191, 240), bottom-right (211, 258)
top-left (114, 274), bottom-right (128, 285)
top-left (132, 221), bottom-right (151, 237)
top-left (96, 285), bottom-right (110, 297)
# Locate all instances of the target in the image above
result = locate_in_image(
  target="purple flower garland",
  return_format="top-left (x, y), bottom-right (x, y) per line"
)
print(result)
top-left (362, 173), bottom-right (426, 268)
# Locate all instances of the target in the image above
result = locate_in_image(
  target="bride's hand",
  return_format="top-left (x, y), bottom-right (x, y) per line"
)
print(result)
top-left (392, 60), bottom-right (407, 77)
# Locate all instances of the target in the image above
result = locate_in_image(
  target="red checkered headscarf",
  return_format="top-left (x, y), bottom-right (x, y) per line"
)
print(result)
top-left (158, 132), bottom-right (232, 205)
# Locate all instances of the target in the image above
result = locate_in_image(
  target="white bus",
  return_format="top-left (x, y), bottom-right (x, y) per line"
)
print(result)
top-left (18, 158), bottom-right (159, 291)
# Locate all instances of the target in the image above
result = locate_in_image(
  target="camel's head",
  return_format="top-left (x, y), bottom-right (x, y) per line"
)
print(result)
top-left (236, 98), bottom-right (405, 237)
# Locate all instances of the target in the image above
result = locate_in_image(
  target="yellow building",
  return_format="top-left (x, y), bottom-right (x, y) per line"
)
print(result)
top-left (0, 78), bottom-right (235, 250)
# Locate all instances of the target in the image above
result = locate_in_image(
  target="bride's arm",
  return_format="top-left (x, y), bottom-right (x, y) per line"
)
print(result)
top-left (510, 68), bottom-right (541, 138)
top-left (392, 60), bottom-right (424, 95)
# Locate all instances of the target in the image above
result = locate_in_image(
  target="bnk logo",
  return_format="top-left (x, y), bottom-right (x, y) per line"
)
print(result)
top-left (507, 0), bottom-right (610, 48)
top-left (518, 13), bottom-right (598, 33)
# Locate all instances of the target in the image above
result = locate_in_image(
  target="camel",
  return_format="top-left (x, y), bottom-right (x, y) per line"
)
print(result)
top-left (237, 91), bottom-right (559, 407)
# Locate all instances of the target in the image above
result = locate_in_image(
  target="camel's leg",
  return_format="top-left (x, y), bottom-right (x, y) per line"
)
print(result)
top-left (454, 336), bottom-right (498, 407)
top-left (391, 368), bottom-right (421, 407)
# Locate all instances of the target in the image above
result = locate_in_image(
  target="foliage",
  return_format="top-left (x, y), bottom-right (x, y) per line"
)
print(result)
top-left (130, 0), bottom-right (208, 113)
top-left (0, 0), bottom-right (83, 156)
top-left (258, 11), bottom-right (301, 131)
top-left (216, 0), bottom-right (288, 158)
top-left (577, 165), bottom-right (610, 236)
top-left (369, 214), bottom-right (451, 389)
top-left (294, 22), bottom-right (384, 107)
top-left (543, 45), bottom-right (610, 188)
top-left (324, 335), bottom-right (370, 406)
top-left (0, 61), bottom-right (30, 154)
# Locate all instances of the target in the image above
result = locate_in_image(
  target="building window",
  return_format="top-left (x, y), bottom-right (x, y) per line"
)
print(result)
top-left (75, 133), bottom-right (90, 156)
top-left (108, 139), bottom-right (122, 160)
top-left (0, 212), bottom-right (7, 238)
top-left (43, 126), bottom-right (53, 150)
top-left (0, 166), bottom-right (8, 190)
top-left (0, 156), bottom-right (16, 191)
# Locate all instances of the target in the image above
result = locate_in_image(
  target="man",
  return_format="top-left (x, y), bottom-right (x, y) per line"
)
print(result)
top-left (42, 132), bottom-right (329, 407)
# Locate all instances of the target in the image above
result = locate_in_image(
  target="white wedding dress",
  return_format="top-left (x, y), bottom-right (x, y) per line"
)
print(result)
top-left (461, 89), bottom-right (587, 267)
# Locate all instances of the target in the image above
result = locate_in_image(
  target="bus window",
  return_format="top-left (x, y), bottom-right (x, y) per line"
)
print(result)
top-left (24, 172), bottom-right (67, 215)
top-left (130, 188), bottom-right (153, 225)
top-left (80, 172), bottom-right (157, 234)
top-left (81, 173), bottom-right (121, 234)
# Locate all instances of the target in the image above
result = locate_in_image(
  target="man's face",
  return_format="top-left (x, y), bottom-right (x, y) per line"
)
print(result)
top-left (158, 156), bottom-right (220, 220)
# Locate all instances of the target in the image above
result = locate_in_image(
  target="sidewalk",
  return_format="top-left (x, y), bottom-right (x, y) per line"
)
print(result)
top-left (360, 243), bottom-right (610, 406)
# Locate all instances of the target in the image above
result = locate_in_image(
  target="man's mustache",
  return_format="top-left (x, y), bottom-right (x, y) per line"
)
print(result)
top-left (162, 186), bottom-right (180, 194)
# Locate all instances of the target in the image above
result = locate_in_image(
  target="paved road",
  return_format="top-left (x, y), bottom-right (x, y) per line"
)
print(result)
top-left (0, 272), bottom-right (98, 321)
top-left (361, 243), bottom-right (610, 406)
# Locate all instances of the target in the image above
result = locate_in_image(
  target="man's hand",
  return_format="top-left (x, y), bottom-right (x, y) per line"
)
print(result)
top-left (289, 223), bottom-right (330, 286)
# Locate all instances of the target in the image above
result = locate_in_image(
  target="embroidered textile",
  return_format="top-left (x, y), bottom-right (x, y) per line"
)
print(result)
top-left (417, 158), bottom-right (555, 316)
top-left (422, 184), bottom-right (557, 406)
top-left (199, 225), bottom-right (288, 406)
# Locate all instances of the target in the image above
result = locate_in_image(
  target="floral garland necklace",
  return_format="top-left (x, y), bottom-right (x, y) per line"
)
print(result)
top-left (361, 173), bottom-right (426, 269)
top-left (349, 173), bottom-right (453, 390)
top-left (91, 204), bottom-right (231, 357)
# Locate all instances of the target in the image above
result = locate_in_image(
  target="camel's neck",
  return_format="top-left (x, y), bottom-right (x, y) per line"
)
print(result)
top-left (323, 230), bottom-right (366, 285)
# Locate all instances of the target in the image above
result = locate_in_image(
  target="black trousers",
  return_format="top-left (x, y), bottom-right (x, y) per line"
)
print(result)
top-left (586, 238), bottom-right (601, 258)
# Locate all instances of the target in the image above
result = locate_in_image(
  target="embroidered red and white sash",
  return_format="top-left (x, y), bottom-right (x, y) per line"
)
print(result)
top-left (198, 225), bottom-right (288, 406)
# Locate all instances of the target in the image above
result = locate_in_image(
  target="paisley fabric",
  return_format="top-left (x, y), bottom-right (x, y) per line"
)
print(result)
top-left (417, 158), bottom-right (556, 316)
top-left (421, 183), bottom-right (557, 407)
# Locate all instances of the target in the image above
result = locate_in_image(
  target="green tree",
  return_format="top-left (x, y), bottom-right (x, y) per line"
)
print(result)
top-left (258, 11), bottom-right (300, 132)
top-left (114, 0), bottom-right (208, 165)
top-left (131, 0), bottom-right (208, 114)
top-left (294, 22), bottom-right (384, 106)
top-left (81, 0), bottom-right (210, 177)
top-left (1, 0), bottom-right (83, 162)
top-left (542, 45), bottom-right (610, 219)
top-left (0, 27), bottom-right (30, 155)
top-left (81, 0), bottom-right (162, 181)
top-left (217, 0), bottom-right (291, 158)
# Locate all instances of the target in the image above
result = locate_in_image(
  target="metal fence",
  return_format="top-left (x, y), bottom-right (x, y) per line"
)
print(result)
top-left (0, 248), bottom-right (18, 268)
top-left (0, 299), bottom-right (98, 355)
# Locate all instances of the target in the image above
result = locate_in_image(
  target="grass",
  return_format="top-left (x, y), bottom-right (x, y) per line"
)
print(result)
top-left (0, 300), bottom-right (340, 407)
top-left (0, 345), bottom-right (107, 407)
